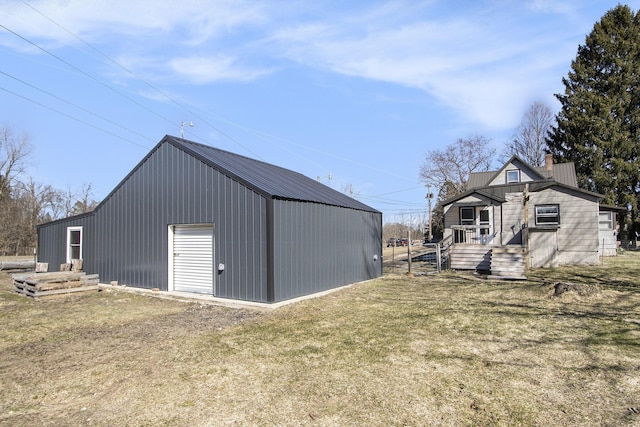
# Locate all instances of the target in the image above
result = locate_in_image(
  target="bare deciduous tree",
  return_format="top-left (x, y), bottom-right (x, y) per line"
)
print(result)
top-left (0, 126), bottom-right (31, 202)
top-left (70, 183), bottom-right (98, 215)
top-left (0, 126), bottom-right (99, 255)
top-left (504, 101), bottom-right (554, 166)
top-left (419, 135), bottom-right (495, 194)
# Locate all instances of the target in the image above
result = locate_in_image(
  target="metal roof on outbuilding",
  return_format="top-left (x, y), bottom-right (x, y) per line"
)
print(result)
top-left (169, 136), bottom-right (379, 213)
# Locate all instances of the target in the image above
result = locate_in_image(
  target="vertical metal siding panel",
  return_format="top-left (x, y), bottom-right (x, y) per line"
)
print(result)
top-left (238, 183), bottom-right (246, 298)
top-left (271, 201), bottom-right (381, 302)
top-left (211, 175), bottom-right (268, 303)
top-left (247, 192), bottom-right (254, 300)
top-left (272, 203), bottom-right (278, 299)
top-left (228, 178), bottom-right (236, 299)
top-left (258, 194), bottom-right (264, 301)
top-left (215, 171), bottom-right (225, 296)
top-left (291, 202), bottom-right (299, 294)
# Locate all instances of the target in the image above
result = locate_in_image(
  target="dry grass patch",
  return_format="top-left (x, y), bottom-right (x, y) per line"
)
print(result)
top-left (0, 252), bottom-right (639, 426)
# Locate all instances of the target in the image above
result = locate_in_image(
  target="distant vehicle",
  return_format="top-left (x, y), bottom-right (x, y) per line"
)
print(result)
top-left (386, 238), bottom-right (410, 247)
top-left (386, 238), bottom-right (403, 247)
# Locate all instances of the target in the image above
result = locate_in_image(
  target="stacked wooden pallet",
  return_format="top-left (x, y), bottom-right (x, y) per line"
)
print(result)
top-left (13, 272), bottom-right (100, 298)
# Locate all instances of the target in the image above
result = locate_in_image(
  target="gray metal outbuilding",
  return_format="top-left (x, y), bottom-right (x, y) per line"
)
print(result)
top-left (36, 135), bottom-right (382, 303)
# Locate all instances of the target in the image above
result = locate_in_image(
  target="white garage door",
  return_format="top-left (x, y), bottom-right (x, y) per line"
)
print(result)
top-left (173, 225), bottom-right (214, 294)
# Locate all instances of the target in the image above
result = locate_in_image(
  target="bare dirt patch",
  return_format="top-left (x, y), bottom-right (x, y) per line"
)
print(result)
top-left (1, 252), bottom-right (639, 426)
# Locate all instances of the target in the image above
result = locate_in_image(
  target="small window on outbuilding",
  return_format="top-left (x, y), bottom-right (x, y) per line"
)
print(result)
top-left (535, 205), bottom-right (560, 226)
top-left (506, 170), bottom-right (520, 183)
top-left (66, 226), bottom-right (83, 263)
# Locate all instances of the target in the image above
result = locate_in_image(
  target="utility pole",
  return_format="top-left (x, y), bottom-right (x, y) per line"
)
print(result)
top-left (426, 185), bottom-right (434, 242)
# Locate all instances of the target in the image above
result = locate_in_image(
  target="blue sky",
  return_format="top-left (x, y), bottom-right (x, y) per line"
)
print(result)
top-left (1, 0), bottom-right (637, 225)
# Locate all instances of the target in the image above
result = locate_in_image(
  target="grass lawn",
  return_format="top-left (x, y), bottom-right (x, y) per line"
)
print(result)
top-left (0, 252), bottom-right (639, 426)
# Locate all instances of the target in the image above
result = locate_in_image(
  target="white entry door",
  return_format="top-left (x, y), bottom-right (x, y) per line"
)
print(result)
top-left (172, 224), bottom-right (214, 294)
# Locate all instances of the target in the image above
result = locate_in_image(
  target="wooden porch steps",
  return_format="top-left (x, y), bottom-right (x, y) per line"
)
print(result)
top-left (450, 245), bottom-right (491, 271)
top-left (488, 247), bottom-right (526, 280)
top-left (449, 245), bottom-right (527, 279)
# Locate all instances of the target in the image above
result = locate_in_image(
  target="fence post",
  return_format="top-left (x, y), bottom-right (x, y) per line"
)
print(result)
top-left (436, 243), bottom-right (441, 273)
top-left (407, 229), bottom-right (412, 275)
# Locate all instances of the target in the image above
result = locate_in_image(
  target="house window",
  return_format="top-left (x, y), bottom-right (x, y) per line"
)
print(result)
top-left (479, 209), bottom-right (490, 235)
top-left (66, 226), bottom-right (83, 263)
top-left (535, 205), bottom-right (560, 226)
top-left (506, 170), bottom-right (520, 183)
top-left (460, 207), bottom-right (475, 225)
top-left (599, 212), bottom-right (613, 230)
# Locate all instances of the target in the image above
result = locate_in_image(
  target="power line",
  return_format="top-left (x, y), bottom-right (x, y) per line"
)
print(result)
top-left (5, 4), bottom-right (418, 189)
top-left (0, 23), bottom-right (181, 130)
top-left (15, 1), bottom-right (264, 161)
top-left (0, 69), bottom-right (156, 144)
top-left (0, 86), bottom-right (150, 149)
top-left (12, 2), bottom-right (415, 180)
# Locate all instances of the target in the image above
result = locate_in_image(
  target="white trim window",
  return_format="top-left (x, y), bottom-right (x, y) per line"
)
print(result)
top-left (460, 207), bottom-right (475, 225)
top-left (599, 212), bottom-right (613, 230)
top-left (479, 209), bottom-right (490, 235)
top-left (535, 204), bottom-right (560, 226)
top-left (66, 226), bottom-right (83, 263)
top-left (506, 169), bottom-right (520, 183)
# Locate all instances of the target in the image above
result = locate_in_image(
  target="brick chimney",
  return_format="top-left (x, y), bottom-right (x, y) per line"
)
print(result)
top-left (545, 153), bottom-right (553, 177)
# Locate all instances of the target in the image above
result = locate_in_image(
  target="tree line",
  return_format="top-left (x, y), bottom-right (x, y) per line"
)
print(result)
top-left (419, 4), bottom-right (640, 241)
top-left (0, 126), bottom-right (97, 256)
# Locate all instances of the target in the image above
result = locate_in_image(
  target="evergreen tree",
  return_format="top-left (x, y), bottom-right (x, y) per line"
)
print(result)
top-left (547, 4), bottom-right (640, 236)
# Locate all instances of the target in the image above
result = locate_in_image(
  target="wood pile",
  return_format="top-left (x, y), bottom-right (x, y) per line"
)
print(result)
top-left (0, 260), bottom-right (36, 271)
top-left (13, 272), bottom-right (100, 298)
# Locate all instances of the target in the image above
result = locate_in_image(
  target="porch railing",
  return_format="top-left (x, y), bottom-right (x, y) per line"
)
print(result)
top-left (451, 225), bottom-right (491, 245)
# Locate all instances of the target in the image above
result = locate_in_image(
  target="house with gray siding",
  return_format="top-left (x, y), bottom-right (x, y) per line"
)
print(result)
top-left (37, 135), bottom-right (382, 303)
top-left (442, 154), bottom-right (618, 275)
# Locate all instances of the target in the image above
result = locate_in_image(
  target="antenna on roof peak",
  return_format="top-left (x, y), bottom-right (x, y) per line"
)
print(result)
top-left (180, 121), bottom-right (194, 138)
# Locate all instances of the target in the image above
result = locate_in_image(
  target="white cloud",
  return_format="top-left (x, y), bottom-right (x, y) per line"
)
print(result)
top-left (168, 55), bottom-right (273, 83)
top-left (1, 0), bottom-right (265, 45)
top-left (526, 0), bottom-right (574, 14)
top-left (266, 1), bottom-right (583, 130)
top-left (0, 0), bottom-right (609, 129)
top-left (0, 0), bottom-right (272, 84)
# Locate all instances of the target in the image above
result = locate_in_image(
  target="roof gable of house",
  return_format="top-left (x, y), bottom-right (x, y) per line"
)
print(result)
top-left (444, 180), bottom-right (602, 207)
top-left (445, 155), bottom-right (600, 207)
top-left (468, 155), bottom-right (546, 189)
top-left (467, 155), bottom-right (578, 189)
top-left (488, 156), bottom-right (546, 186)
